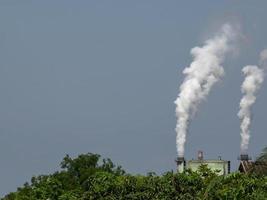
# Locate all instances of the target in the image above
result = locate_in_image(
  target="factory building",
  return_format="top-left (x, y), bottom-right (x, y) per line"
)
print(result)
top-left (176, 151), bottom-right (231, 176)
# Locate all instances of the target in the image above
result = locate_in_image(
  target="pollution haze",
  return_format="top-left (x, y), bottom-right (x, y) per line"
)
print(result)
top-left (0, 0), bottom-right (267, 196)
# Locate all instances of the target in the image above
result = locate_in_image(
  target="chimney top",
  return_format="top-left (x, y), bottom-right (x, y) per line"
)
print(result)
top-left (198, 150), bottom-right (204, 160)
top-left (176, 157), bottom-right (185, 165)
top-left (238, 154), bottom-right (251, 161)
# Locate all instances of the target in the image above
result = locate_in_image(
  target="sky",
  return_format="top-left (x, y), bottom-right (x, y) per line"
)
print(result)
top-left (0, 0), bottom-right (267, 196)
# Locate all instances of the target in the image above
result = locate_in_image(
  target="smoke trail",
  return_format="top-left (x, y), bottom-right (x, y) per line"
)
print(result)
top-left (238, 49), bottom-right (266, 153)
top-left (174, 24), bottom-right (237, 157)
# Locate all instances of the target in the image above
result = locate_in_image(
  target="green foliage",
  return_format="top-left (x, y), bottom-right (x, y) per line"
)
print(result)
top-left (2, 152), bottom-right (267, 200)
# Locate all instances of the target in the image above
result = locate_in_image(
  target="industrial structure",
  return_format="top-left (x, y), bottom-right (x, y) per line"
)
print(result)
top-left (238, 154), bottom-right (253, 174)
top-left (238, 154), bottom-right (267, 174)
top-left (176, 151), bottom-right (231, 176)
top-left (176, 152), bottom-right (267, 176)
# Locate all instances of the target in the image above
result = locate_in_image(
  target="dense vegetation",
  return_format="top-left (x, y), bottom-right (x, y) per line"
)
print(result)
top-left (2, 152), bottom-right (267, 200)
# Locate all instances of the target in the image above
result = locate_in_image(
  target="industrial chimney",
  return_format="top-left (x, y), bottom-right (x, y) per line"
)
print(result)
top-left (176, 157), bottom-right (186, 173)
top-left (198, 150), bottom-right (204, 160)
top-left (238, 154), bottom-right (251, 161)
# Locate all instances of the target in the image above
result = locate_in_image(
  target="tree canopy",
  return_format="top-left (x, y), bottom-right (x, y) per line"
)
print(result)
top-left (2, 151), bottom-right (267, 200)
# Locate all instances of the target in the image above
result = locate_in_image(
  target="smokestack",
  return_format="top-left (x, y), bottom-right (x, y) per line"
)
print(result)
top-left (198, 150), bottom-right (204, 160)
top-left (176, 157), bottom-right (186, 173)
top-left (238, 154), bottom-right (251, 161)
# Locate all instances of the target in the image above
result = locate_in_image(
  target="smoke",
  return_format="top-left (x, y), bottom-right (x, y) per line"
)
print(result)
top-left (174, 24), bottom-right (238, 157)
top-left (238, 49), bottom-right (267, 153)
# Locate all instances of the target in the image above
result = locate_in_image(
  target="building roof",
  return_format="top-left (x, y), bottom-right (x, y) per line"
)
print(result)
top-left (188, 159), bottom-right (229, 163)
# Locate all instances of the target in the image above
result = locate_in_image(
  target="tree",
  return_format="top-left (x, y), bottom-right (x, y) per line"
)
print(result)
top-left (2, 152), bottom-right (267, 200)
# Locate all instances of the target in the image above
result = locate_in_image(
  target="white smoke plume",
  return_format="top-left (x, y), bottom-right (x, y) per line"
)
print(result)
top-left (238, 49), bottom-right (267, 153)
top-left (174, 24), bottom-right (237, 157)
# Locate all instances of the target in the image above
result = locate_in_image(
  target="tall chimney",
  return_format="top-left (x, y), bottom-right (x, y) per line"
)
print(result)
top-left (198, 150), bottom-right (204, 160)
top-left (238, 154), bottom-right (251, 161)
top-left (176, 157), bottom-right (186, 173)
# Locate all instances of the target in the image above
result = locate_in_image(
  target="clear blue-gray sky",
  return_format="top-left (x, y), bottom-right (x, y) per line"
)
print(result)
top-left (0, 0), bottom-right (267, 196)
